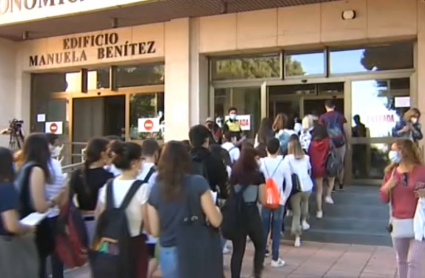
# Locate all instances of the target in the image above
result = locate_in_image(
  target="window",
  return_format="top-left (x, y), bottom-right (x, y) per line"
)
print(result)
top-left (32, 72), bottom-right (81, 95)
top-left (129, 92), bottom-right (164, 140)
top-left (284, 50), bottom-right (325, 77)
top-left (88, 68), bottom-right (110, 90)
top-left (330, 42), bottom-right (414, 74)
top-left (116, 63), bottom-right (164, 88)
top-left (213, 87), bottom-right (260, 139)
top-left (351, 78), bottom-right (410, 138)
top-left (211, 54), bottom-right (280, 81)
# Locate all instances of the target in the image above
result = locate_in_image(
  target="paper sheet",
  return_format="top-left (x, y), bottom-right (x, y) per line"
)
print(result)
top-left (210, 190), bottom-right (218, 203)
top-left (20, 210), bottom-right (50, 226)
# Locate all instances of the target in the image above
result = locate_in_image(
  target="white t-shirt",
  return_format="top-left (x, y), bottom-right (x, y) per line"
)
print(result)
top-left (46, 158), bottom-right (67, 218)
top-left (98, 179), bottom-right (150, 237)
top-left (137, 163), bottom-right (158, 244)
top-left (105, 164), bottom-right (122, 177)
top-left (221, 142), bottom-right (240, 164)
top-left (283, 154), bottom-right (313, 192)
top-left (260, 156), bottom-right (291, 205)
top-left (226, 165), bottom-right (232, 178)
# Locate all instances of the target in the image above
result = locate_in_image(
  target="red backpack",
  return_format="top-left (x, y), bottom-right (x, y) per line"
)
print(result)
top-left (55, 196), bottom-right (89, 268)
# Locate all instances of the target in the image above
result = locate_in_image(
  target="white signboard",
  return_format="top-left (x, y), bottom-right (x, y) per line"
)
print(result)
top-left (395, 97), bottom-right (411, 108)
top-left (138, 118), bottom-right (160, 132)
top-left (224, 115), bottom-right (251, 131)
top-left (37, 114), bottom-right (46, 122)
top-left (45, 122), bottom-right (63, 134)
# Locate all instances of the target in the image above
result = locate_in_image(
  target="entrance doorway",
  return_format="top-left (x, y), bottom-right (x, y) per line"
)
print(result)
top-left (268, 82), bottom-right (344, 122)
top-left (72, 95), bottom-right (125, 159)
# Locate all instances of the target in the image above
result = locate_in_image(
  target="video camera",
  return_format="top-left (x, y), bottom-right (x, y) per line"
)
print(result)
top-left (9, 119), bottom-right (23, 132)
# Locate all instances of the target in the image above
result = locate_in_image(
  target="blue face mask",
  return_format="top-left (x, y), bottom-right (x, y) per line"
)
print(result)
top-left (229, 114), bottom-right (237, 121)
top-left (388, 150), bottom-right (401, 164)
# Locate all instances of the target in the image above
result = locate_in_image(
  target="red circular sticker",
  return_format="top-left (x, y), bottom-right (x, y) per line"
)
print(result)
top-left (144, 119), bottom-right (154, 131)
top-left (50, 123), bottom-right (58, 133)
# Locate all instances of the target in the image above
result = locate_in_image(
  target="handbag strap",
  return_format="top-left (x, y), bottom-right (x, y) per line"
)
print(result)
top-left (388, 168), bottom-right (397, 223)
top-left (184, 176), bottom-right (205, 224)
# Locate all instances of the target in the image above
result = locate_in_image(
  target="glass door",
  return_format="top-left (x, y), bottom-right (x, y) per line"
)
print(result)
top-left (350, 78), bottom-right (411, 182)
top-left (213, 87), bottom-right (261, 139)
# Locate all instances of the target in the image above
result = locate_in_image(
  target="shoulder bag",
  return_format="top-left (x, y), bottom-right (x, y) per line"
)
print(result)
top-left (176, 176), bottom-right (223, 278)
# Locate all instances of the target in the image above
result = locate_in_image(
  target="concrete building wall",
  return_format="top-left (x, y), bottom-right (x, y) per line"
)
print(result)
top-left (0, 0), bottom-right (423, 143)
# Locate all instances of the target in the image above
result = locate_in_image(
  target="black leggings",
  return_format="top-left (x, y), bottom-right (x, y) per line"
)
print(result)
top-left (230, 205), bottom-right (264, 278)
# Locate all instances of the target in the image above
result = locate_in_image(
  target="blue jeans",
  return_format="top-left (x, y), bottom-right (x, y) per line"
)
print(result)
top-left (261, 205), bottom-right (285, 261)
top-left (159, 246), bottom-right (179, 278)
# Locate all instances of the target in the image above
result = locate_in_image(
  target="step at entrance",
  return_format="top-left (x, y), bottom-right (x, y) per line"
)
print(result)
top-left (283, 185), bottom-right (392, 246)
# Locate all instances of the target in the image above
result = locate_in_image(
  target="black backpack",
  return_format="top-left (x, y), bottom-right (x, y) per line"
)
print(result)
top-left (191, 154), bottom-right (209, 180)
top-left (88, 179), bottom-right (144, 278)
top-left (325, 140), bottom-right (343, 177)
top-left (220, 185), bottom-right (249, 240)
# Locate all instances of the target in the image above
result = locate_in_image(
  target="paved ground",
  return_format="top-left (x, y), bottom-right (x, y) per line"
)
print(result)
top-left (65, 240), bottom-right (399, 278)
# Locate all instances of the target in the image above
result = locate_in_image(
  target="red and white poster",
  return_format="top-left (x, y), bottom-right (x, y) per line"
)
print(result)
top-left (225, 115), bottom-right (251, 131)
top-left (45, 122), bottom-right (63, 134)
top-left (138, 118), bottom-right (160, 132)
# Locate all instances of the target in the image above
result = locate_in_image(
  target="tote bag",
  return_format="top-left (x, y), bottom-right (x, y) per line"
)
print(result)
top-left (176, 177), bottom-right (223, 278)
top-left (0, 233), bottom-right (39, 278)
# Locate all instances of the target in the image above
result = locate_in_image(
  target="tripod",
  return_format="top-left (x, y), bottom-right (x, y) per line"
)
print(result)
top-left (8, 120), bottom-right (25, 152)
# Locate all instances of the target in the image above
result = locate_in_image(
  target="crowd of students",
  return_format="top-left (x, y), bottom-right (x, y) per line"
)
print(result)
top-left (0, 98), bottom-right (349, 278)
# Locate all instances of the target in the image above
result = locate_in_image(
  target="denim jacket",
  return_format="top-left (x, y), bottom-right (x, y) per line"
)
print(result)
top-left (392, 120), bottom-right (423, 142)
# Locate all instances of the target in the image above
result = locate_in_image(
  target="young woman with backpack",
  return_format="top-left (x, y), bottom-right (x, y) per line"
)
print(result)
top-left (93, 141), bottom-right (150, 278)
top-left (70, 137), bottom-right (113, 244)
top-left (0, 147), bottom-right (38, 278)
top-left (227, 147), bottom-right (266, 278)
top-left (273, 113), bottom-right (297, 155)
top-left (308, 124), bottom-right (336, 219)
top-left (147, 141), bottom-right (222, 278)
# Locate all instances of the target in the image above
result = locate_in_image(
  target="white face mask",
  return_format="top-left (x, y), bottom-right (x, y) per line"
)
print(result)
top-left (49, 145), bottom-right (61, 158)
top-left (411, 117), bottom-right (418, 124)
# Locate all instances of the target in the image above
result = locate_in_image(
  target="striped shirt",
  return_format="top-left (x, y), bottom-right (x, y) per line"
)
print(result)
top-left (45, 158), bottom-right (67, 218)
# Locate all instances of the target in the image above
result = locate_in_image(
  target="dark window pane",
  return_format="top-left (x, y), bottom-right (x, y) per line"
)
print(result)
top-left (117, 64), bottom-right (164, 88)
top-left (285, 51), bottom-right (325, 76)
top-left (352, 143), bottom-right (390, 179)
top-left (32, 72), bottom-right (81, 95)
top-left (88, 68), bottom-right (110, 89)
top-left (317, 82), bottom-right (344, 96)
top-left (269, 84), bottom-right (316, 96)
top-left (211, 54), bottom-right (280, 80)
top-left (129, 93), bottom-right (164, 140)
top-left (330, 42), bottom-right (413, 74)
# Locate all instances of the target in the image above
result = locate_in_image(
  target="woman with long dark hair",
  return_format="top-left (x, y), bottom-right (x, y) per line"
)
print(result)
top-left (229, 147), bottom-right (266, 278)
top-left (255, 118), bottom-right (274, 157)
top-left (96, 141), bottom-right (150, 277)
top-left (147, 141), bottom-right (222, 278)
top-left (273, 113), bottom-right (296, 155)
top-left (70, 137), bottom-right (113, 244)
top-left (16, 133), bottom-right (64, 278)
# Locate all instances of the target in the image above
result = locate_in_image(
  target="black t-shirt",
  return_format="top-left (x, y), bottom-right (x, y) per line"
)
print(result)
top-left (70, 167), bottom-right (114, 211)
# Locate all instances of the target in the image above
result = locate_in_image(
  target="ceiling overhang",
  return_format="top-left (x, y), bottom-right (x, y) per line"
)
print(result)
top-left (0, 0), bottom-right (340, 41)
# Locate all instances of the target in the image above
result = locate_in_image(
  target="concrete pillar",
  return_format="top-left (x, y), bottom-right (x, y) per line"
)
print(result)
top-left (164, 18), bottom-right (191, 141)
top-left (417, 0), bottom-right (425, 155)
top-left (164, 18), bottom-right (208, 141)
top-left (0, 38), bottom-right (18, 147)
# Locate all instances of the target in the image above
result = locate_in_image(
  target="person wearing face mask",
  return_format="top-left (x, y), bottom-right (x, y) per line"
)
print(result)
top-left (223, 107), bottom-right (245, 144)
top-left (43, 133), bottom-right (68, 278)
top-left (393, 108), bottom-right (423, 143)
top-left (380, 139), bottom-right (425, 278)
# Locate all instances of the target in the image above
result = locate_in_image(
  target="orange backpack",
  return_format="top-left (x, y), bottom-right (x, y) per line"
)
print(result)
top-left (263, 159), bottom-right (283, 210)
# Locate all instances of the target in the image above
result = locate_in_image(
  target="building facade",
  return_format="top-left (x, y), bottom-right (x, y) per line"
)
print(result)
top-left (0, 0), bottom-right (424, 183)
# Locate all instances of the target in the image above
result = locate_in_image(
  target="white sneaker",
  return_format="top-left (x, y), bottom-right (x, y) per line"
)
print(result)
top-left (302, 221), bottom-right (310, 230)
top-left (223, 246), bottom-right (230, 254)
top-left (271, 258), bottom-right (285, 267)
top-left (316, 211), bottom-right (323, 219)
top-left (325, 196), bottom-right (334, 204)
top-left (294, 237), bottom-right (301, 247)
